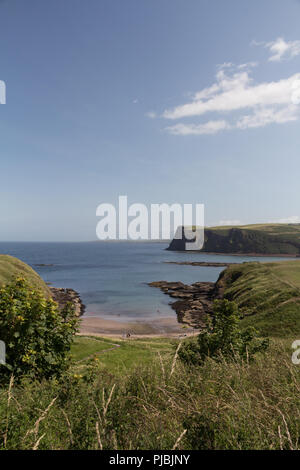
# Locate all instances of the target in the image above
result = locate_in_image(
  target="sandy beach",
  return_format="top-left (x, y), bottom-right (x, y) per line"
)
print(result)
top-left (79, 315), bottom-right (196, 338)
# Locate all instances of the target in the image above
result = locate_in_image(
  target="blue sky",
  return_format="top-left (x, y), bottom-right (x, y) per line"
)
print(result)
top-left (0, 0), bottom-right (300, 241)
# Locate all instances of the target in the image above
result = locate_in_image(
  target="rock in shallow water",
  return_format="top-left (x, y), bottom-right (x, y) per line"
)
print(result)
top-left (50, 287), bottom-right (85, 317)
top-left (148, 280), bottom-right (217, 329)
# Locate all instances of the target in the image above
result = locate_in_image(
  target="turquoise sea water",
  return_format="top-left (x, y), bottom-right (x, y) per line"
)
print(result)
top-left (0, 242), bottom-right (292, 322)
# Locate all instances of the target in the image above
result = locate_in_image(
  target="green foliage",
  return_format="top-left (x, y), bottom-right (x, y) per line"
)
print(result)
top-left (0, 339), bottom-right (299, 450)
top-left (183, 414), bottom-right (216, 450)
top-left (0, 277), bottom-right (79, 380)
top-left (179, 300), bottom-right (269, 365)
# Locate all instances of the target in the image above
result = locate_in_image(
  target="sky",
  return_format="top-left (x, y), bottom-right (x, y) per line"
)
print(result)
top-left (0, 0), bottom-right (300, 241)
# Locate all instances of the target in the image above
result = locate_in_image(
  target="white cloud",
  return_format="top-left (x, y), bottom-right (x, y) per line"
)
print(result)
top-left (216, 62), bottom-right (234, 70)
top-left (218, 220), bottom-right (243, 226)
top-left (265, 37), bottom-right (300, 62)
top-left (236, 104), bottom-right (299, 129)
top-left (146, 39), bottom-right (300, 137)
top-left (161, 66), bottom-right (300, 135)
top-left (215, 217), bottom-right (300, 226)
top-left (269, 216), bottom-right (300, 224)
top-left (166, 120), bottom-right (230, 136)
top-left (163, 69), bottom-right (300, 120)
top-left (237, 62), bottom-right (258, 70)
top-left (217, 61), bottom-right (257, 71)
top-left (146, 111), bottom-right (157, 119)
top-left (292, 79), bottom-right (300, 104)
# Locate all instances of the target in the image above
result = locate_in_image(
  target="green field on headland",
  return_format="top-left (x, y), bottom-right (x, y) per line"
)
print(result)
top-left (168, 223), bottom-right (300, 254)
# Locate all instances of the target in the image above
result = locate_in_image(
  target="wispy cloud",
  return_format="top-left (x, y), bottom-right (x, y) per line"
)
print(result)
top-left (216, 217), bottom-right (300, 226)
top-left (147, 38), bottom-right (300, 136)
top-left (162, 65), bottom-right (300, 135)
top-left (217, 219), bottom-right (243, 226)
top-left (145, 111), bottom-right (157, 119)
top-left (260, 37), bottom-right (300, 62)
top-left (166, 120), bottom-right (230, 136)
top-left (163, 69), bottom-right (300, 120)
top-left (268, 216), bottom-right (300, 224)
top-left (236, 104), bottom-right (299, 129)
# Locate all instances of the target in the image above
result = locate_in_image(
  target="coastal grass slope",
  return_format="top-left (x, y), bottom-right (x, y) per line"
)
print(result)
top-left (0, 254), bottom-right (50, 297)
top-left (218, 260), bottom-right (300, 336)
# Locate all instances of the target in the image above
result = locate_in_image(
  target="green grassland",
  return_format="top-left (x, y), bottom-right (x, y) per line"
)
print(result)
top-left (1, 337), bottom-right (300, 450)
top-left (209, 222), bottom-right (300, 235)
top-left (71, 335), bottom-right (176, 373)
top-left (0, 254), bottom-right (50, 297)
top-left (218, 259), bottom-right (300, 337)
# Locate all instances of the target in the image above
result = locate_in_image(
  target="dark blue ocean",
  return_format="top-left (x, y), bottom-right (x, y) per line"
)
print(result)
top-left (0, 242), bottom-right (290, 321)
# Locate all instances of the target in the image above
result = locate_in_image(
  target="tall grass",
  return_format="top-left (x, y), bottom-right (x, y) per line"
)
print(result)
top-left (0, 340), bottom-right (299, 450)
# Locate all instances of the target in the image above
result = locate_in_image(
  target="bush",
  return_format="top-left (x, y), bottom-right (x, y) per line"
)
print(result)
top-left (179, 299), bottom-right (269, 365)
top-left (0, 277), bottom-right (79, 380)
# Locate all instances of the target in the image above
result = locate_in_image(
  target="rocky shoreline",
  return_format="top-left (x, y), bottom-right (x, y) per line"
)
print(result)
top-left (50, 287), bottom-right (85, 317)
top-left (164, 261), bottom-right (236, 267)
top-left (148, 280), bottom-right (222, 329)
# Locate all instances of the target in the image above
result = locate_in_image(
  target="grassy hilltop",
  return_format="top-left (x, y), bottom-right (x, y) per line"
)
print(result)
top-left (167, 223), bottom-right (300, 255)
top-left (0, 254), bottom-right (50, 296)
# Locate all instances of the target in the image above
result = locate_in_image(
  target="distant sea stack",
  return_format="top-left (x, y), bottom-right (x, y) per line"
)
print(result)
top-left (167, 224), bottom-right (300, 255)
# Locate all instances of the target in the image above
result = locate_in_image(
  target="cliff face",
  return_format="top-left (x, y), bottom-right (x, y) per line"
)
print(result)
top-left (166, 226), bottom-right (191, 251)
top-left (167, 226), bottom-right (300, 255)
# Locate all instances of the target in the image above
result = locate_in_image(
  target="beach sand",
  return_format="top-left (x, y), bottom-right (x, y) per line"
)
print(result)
top-left (79, 315), bottom-right (196, 338)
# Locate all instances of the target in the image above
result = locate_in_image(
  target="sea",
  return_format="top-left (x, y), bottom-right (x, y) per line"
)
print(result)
top-left (0, 242), bottom-right (291, 322)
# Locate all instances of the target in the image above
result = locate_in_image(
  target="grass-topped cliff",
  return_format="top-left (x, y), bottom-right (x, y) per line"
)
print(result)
top-left (167, 223), bottom-right (300, 255)
top-left (217, 260), bottom-right (300, 337)
top-left (0, 255), bottom-right (50, 297)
